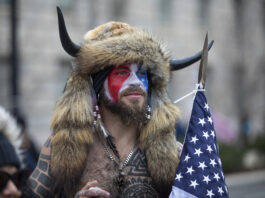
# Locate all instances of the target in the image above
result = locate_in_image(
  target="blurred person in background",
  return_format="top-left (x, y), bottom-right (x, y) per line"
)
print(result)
top-left (12, 112), bottom-right (40, 171)
top-left (0, 106), bottom-right (30, 198)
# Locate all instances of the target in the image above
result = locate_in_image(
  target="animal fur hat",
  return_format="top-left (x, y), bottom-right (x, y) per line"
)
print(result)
top-left (50, 7), bottom-right (213, 196)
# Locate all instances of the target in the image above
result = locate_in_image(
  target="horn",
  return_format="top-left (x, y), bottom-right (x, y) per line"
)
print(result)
top-left (57, 7), bottom-right (81, 57)
top-left (170, 40), bottom-right (214, 71)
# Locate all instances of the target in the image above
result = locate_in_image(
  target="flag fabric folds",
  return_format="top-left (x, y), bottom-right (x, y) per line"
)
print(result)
top-left (169, 86), bottom-right (229, 198)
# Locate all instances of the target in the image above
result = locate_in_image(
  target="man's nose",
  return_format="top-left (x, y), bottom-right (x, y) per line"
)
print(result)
top-left (128, 72), bottom-right (142, 86)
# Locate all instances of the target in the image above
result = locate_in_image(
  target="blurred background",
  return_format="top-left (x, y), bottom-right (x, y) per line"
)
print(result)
top-left (0, 0), bottom-right (265, 197)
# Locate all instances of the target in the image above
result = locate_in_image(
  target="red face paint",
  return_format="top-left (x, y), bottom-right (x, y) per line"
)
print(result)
top-left (107, 64), bottom-right (131, 102)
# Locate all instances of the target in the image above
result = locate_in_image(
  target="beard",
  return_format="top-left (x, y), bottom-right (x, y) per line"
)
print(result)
top-left (100, 87), bottom-right (148, 128)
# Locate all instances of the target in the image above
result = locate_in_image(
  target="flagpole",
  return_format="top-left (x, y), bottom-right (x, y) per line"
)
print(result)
top-left (198, 33), bottom-right (211, 88)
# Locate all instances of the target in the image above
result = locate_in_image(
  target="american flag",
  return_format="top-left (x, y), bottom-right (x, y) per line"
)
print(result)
top-left (169, 87), bottom-right (229, 198)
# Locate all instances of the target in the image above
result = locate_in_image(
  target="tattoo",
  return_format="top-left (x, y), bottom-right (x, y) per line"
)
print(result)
top-left (28, 178), bottom-right (38, 189)
top-left (44, 138), bottom-right (51, 147)
top-left (36, 185), bottom-right (50, 198)
top-left (121, 183), bottom-right (159, 198)
top-left (126, 148), bottom-right (149, 177)
top-left (31, 169), bottom-right (40, 178)
top-left (39, 153), bottom-right (51, 160)
top-left (38, 173), bottom-right (51, 188)
top-left (25, 136), bottom-right (53, 198)
top-left (38, 160), bottom-right (49, 172)
top-left (116, 148), bottom-right (159, 198)
top-left (83, 190), bottom-right (90, 196)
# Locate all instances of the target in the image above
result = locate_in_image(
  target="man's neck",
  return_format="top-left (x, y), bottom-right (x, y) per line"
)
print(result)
top-left (100, 105), bottom-right (138, 159)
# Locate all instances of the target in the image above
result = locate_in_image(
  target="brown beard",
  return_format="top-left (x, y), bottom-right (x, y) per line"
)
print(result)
top-left (100, 87), bottom-right (148, 128)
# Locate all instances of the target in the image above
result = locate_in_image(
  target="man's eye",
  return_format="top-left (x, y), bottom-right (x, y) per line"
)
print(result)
top-left (117, 71), bottom-right (129, 76)
top-left (137, 71), bottom-right (146, 77)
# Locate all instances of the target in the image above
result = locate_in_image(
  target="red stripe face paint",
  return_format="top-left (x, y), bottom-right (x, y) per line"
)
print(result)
top-left (104, 63), bottom-right (148, 103)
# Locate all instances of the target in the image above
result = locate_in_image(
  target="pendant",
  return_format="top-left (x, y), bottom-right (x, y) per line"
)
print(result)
top-left (117, 169), bottom-right (126, 191)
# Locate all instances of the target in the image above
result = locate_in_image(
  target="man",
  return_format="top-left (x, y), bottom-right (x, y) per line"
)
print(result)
top-left (0, 106), bottom-right (29, 198)
top-left (25, 7), bottom-right (210, 198)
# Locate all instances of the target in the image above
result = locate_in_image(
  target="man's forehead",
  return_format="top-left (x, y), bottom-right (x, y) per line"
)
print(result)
top-left (113, 63), bottom-right (139, 71)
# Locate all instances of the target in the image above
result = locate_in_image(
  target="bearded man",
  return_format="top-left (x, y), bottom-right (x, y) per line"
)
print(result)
top-left (24, 7), bottom-right (212, 198)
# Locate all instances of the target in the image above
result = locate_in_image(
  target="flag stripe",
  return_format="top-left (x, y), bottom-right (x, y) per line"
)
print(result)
top-left (169, 186), bottom-right (198, 198)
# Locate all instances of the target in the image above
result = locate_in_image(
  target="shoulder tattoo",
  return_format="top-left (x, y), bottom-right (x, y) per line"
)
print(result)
top-left (26, 136), bottom-right (52, 198)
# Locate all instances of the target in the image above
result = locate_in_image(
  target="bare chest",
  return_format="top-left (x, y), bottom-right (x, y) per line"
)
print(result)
top-left (79, 143), bottom-right (159, 198)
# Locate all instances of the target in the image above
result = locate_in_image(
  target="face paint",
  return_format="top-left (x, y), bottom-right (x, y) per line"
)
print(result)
top-left (104, 63), bottom-right (148, 103)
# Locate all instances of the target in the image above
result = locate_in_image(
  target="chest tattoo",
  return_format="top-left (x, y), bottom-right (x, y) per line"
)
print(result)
top-left (117, 148), bottom-right (159, 198)
top-left (126, 148), bottom-right (149, 177)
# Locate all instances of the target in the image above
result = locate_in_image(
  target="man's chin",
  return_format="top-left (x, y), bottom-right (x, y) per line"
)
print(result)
top-left (101, 93), bottom-right (147, 127)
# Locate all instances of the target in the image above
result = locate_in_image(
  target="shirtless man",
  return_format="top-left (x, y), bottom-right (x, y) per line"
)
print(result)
top-left (24, 7), bottom-right (207, 198)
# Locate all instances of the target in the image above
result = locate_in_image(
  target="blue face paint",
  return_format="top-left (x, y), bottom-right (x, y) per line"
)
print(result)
top-left (136, 67), bottom-right (149, 92)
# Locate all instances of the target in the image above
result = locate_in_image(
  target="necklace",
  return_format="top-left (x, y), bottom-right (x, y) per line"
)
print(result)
top-left (103, 143), bottom-right (136, 188)
top-left (97, 121), bottom-right (136, 190)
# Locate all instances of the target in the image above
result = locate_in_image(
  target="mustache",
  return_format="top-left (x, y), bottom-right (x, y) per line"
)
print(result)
top-left (120, 86), bottom-right (147, 97)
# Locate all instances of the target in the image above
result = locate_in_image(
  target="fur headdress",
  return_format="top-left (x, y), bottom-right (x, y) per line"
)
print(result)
top-left (50, 7), bottom-right (213, 196)
top-left (0, 106), bottom-right (23, 168)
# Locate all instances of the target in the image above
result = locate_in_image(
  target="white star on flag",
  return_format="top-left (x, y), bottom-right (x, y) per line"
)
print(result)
top-left (210, 130), bottom-right (215, 138)
top-left (210, 158), bottom-right (217, 167)
top-left (218, 186), bottom-right (224, 196)
top-left (203, 175), bottom-right (211, 184)
top-left (184, 154), bottom-right (191, 163)
top-left (194, 148), bottom-right (203, 157)
top-left (175, 173), bottom-right (183, 182)
top-left (186, 166), bottom-right (195, 175)
top-left (206, 145), bottom-right (213, 153)
top-left (207, 116), bottom-right (213, 124)
top-left (202, 131), bottom-right (210, 140)
top-left (198, 118), bottom-right (206, 127)
top-left (198, 161), bottom-right (207, 170)
top-left (189, 180), bottom-right (199, 189)
top-left (206, 189), bottom-right (214, 198)
top-left (190, 135), bottom-right (199, 144)
top-left (204, 103), bottom-right (209, 111)
top-left (214, 172), bottom-right (221, 181)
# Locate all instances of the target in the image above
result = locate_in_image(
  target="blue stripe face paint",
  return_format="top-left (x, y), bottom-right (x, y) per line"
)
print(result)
top-left (136, 66), bottom-right (149, 92)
